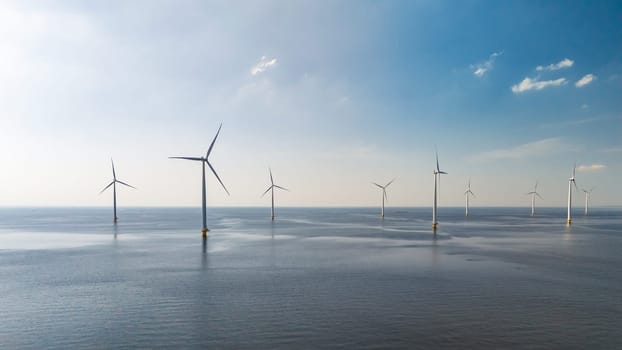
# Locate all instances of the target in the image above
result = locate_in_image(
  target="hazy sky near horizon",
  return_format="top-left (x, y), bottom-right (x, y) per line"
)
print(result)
top-left (1, 0), bottom-right (621, 208)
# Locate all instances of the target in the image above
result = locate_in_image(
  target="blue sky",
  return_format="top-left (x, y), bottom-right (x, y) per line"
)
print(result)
top-left (0, 0), bottom-right (620, 207)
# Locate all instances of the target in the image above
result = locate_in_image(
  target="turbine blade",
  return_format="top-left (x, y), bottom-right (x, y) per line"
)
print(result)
top-left (206, 161), bottom-right (230, 195)
top-left (206, 123), bottom-right (223, 158)
top-left (385, 179), bottom-right (395, 188)
top-left (261, 186), bottom-right (272, 197)
top-left (439, 171), bottom-right (448, 175)
top-left (116, 180), bottom-right (136, 189)
top-left (111, 159), bottom-right (116, 180)
top-left (269, 168), bottom-right (274, 186)
top-left (274, 185), bottom-right (289, 191)
top-left (372, 182), bottom-right (384, 189)
top-left (536, 193), bottom-right (543, 200)
top-left (573, 162), bottom-right (576, 178)
top-left (470, 190), bottom-right (476, 197)
top-left (168, 157), bottom-right (203, 161)
top-left (384, 189), bottom-right (388, 202)
top-left (99, 181), bottom-right (114, 194)
top-left (435, 147), bottom-right (440, 172)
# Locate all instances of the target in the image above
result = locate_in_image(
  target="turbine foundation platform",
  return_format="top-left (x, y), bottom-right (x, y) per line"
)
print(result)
top-left (202, 228), bottom-right (208, 238)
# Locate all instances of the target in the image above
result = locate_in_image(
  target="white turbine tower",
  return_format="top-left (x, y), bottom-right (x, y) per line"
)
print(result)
top-left (372, 179), bottom-right (394, 218)
top-left (100, 159), bottom-right (136, 223)
top-left (432, 149), bottom-right (447, 229)
top-left (464, 178), bottom-right (475, 217)
top-left (526, 181), bottom-right (542, 216)
top-left (262, 168), bottom-right (289, 221)
top-left (582, 187), bottom-right (595, 216)
top-left (567, 163), bottom-right (578, 224)
top-left (169, 124), bottom-right (230, 237)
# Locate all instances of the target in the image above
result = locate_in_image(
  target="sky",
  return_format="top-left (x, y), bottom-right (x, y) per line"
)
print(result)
top-left (0, 0), bottom-right (621, 208)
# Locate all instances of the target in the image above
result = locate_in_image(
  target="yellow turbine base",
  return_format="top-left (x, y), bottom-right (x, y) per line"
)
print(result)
top-left (432, 223), bottom-right (438, 229)
top-left (567, 219), bottom-right (572, 224)
top-left (201, 228), bottom-right (208, 237)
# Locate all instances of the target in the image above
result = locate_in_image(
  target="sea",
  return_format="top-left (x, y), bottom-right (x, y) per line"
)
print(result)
top-left (1, 207), bottom-right (621, 349)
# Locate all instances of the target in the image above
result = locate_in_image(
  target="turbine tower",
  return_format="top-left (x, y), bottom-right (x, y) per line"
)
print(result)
top-left (372, 179), bottom-right (394, 218)
top-left (526, 181), bottom-right (542, 216)
top-left (169, 124), bottom-right (229, 237)
top-left (567, 163), bottom-right (577, 224)
top-left (100, 159), bottom-right (136, 223)
top-left (262, 168), bottom-right (289, 221)
top-left (464, 178), bottom-right (475, 217)
top-left (432, 149), bottom-right (447, 229)
top-left (582, 187), bottom-right (595, 216)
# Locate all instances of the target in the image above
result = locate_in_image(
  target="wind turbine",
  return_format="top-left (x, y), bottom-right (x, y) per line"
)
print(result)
top-left (262, 168), bottom-right (289, 221)
top-left (432, 148), bottom-right (447, 229)
top-left (100, 159), bottom-right (136, 223)
top-left (582, 187), bottom-right (595, 216)
top-left (567, 163), bottom-right (578, 224)
top-left (372, 179), bottom-right (394, 218)
top-left (464, 178), bottom-right (475, 217)
top-left (169, 124), bottom-right (230, 237)
top-left (526, 181), bottom-right (542, 216)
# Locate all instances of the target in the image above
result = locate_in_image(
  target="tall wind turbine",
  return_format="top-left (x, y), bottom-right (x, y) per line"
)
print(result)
top-left (567, 163), bottom-right (578, 224)
top-left (169, 124), bottom-right (230, 237)
top-left (582, 187), bottom-right (595, 216)
top-left (526, 181), bottom-right (542, 216)
top-left (262, 168), bottom-right (289, 221)
top-left (464, 178), bottom-right (475, 217)
top-left (372, 179), bottom-right (394, 218)
top-left (100, 159), bottom-right (136, 223)
top-left (432, 149), bottom-right (447, 229)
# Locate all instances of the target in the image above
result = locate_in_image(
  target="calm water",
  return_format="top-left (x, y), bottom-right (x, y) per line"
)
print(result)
top-left (1, 207), bottom-right (621, 349)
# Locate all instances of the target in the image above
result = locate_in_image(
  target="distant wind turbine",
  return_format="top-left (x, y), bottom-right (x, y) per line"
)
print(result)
top-left (169, 124), bottom-right (230, 237)
top-left (432, 148), bottom-right (447, 229)
top-left (100, 159), bottom-right (136, 223)
top-left (262, 168), bottom-right (289, 221)
top-left (526, 181), bottom-right (542, 216)
top-left (464, 178), bottom-right (475, 217)
top-left (372, 179), bottom-right (394, 218)
top-left (582, 187), bottom-right (595, 216)
top-left (567, 163), bottom-right (578, 224)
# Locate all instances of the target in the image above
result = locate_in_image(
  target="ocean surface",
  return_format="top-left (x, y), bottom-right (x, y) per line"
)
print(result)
top-left (1, 206), bottom-right (621, 349)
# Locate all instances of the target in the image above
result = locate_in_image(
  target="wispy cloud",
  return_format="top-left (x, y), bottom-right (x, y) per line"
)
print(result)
top-left (575, 73), bottom-right (596, 88)
top-left (581, 104), bottom-right (589, 109)
top-left (250, 56), bottom-right (278, 76)
top-left (577, 164), bottom-right (607, 171)
top-left (539, 115), bottom-right (612, 128)
top-left (468, 138), bottom-right (567, 162)
top-left (471, 51), bottom-right (502, 78)
top-left (536, 58), bottom-right (574, 71)
top-left (511, 76), bottom-right (567, 93)
top-left (599, 146), bottom-right (622, 153)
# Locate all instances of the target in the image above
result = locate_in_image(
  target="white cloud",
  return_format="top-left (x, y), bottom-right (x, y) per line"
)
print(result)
top-left (468, 138), bottom-right (567, 162)
top-left (575, 74), bottom-right (596, 88)
top-left (536, 58), bottom-right (574, 71)
top-left (511, 76), bottom-right (567, 93)
top-left (471, 51), bottom-right (502, 77)
top-left (250, 56), bottom-right (278, 76)
top-left (581, 104), bottom-right (589, 109)
top-left (577, 164), bottom-right (607, 171)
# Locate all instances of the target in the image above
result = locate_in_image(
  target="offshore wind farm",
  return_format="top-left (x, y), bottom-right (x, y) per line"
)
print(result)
top-left (1, 1), bottom-right (622, 349)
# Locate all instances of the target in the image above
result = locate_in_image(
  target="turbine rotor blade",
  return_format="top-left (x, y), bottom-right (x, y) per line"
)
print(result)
top-left (116, 180), bottom-right (136, 189)
top-left (111, 159), bottom-right (116, 180)
top-left (261, 186), bottom-right (272, 197)
top-left (100, 181), bottom-right (115, 194)
top-left (385, 179), bottom-right (395, 188)
top-left (168, 157), bottom-right (204, 161)
top-left (206, 123), bottom-right (223, 158)
top-left (269, 168), bottom-right (274, 186)
top-left (206, 161), bottom-right (230, 195)
top-left (274, 185), bottom-right (289, 191)
top-left (536, 193), bottom-right (543, 200)
top-left (372, 182), bottom-right (384, 189)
